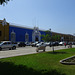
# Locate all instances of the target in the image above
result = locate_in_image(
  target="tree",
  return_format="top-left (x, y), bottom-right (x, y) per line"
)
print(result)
top-left (52, 35), bottom-right (61, 41)
top-left (41, 31), bottom-right (61, 53)
top-left (0, 0), bottom-right (10, 5)
top-left (41, 30), bottom-right (52, 42)
top-left (42, 30), bottom-right (61, 42)
top-left (41, 34), bottom-right (51, 42)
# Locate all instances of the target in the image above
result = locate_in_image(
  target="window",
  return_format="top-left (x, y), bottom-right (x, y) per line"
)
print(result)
top-left (8, 42), bottom-right (11, 44)
top-left (11, 31), bottom-right (16, 42)
top-left (3, 42), bottom-right (7, 45)
top-left (25, 35), bottom-right (28, 39)
top-left (25, 33), bottom-right (29, 42)
top-left (0, 31), bottom-right (2, 36)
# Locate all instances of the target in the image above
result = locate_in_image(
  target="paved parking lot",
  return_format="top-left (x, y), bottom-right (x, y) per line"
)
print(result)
top-left (0, 45), bottom-right (75, 59)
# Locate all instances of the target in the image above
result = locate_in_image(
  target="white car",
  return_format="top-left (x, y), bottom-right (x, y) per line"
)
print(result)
top-left (31, 42), bottom-right (39, 47)
top-left (0, 41), bottom-right (17, 50)
top-left (59, 42), bottom-right (64, 45)
top-left (36, 42), bottom-right (46, 47)
top-left (45, 42), bottom-right (50, 46)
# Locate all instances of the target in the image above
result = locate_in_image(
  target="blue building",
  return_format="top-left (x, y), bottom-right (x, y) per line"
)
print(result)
top-left (0, 18), bottom-right (74, 42)
top-left (9, 24), bottom-right (45, 42)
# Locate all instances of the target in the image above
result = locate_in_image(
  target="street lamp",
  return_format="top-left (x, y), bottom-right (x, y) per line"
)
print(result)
top-left (73, 33), bottom-right (75, 42)
top-left (49, 28), bottom-right (51, 32)
top-left (49, 28), bottom-right (52, 41)
top-left (49, 28), bottom-right (54, 53)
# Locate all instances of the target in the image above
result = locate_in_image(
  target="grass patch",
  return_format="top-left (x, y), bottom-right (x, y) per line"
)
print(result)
top-left (0, 48), bottom-right (75, 75)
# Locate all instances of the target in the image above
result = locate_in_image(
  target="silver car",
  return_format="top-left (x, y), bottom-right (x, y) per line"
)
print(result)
top-left (0, 41), bottom-right (17, 50)
top-left (36, 42), bottom-right (46, 47)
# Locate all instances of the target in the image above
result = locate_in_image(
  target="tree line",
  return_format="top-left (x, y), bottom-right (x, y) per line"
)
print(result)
top-left (41, 30), bottom-right (61, 42)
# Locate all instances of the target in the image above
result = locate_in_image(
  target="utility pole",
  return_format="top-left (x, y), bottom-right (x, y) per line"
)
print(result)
top-left (49, 28), bottom-right (54, 53)
top-left (73, 33), bottom-right (75, 42)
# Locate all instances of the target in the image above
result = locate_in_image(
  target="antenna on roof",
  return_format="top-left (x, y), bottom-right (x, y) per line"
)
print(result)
top-left (37, 19), bottom-right (39, 28)
top-left (35, 18), bottom-right (39, 28)
top-left (35, 17), bottom-right (36, 27)
top-left (32, 17), bottom-right (36, 27)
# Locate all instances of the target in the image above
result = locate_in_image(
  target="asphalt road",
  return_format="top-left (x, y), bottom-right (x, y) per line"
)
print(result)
top-left (0, 45), bottom-right (75, 59)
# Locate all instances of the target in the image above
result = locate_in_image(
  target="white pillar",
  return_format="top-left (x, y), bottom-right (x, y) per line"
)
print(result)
top-left (39, 36), bottom-right (41, 42)
top-left (32, 35), bottom-right (35, 42)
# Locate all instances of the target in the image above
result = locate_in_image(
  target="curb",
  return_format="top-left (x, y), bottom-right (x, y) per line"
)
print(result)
top-left (60, 56), bottom-right (75, 65)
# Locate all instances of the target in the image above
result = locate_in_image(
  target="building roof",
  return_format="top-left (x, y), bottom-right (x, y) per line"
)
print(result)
top-left (9, 23), bottom-right (46, 32)
top-left (0, 19), bottom-right (73, 36)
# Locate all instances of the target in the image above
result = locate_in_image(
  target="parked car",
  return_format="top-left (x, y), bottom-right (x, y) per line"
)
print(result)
top-left (59, 42), bottom-right (64, 46)
top-left (18, 42), bottom-right (26, 47)
top-left (25, 42), bottom-right (31, 46)
top-left (31, 42), bottom-right (39, 47)
top-left (45, 42), bottom-right (50, 46)
top-left (49, 42), bottom-right (59, 47)
top-left (36, 42), bottom-right (46, 47)
top-left (0, 41), bottom-right (17, 50)
top-left (49, 42), bottom-right (53, 47)
top-left (53, 41), bottom-right (59, 46)
top-left (73, 42), bottom-right (75, 45)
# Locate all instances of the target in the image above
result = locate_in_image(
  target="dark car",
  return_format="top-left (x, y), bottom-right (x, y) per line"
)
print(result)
top-left (49, 42), bottom-right (53, 47)
top-left (18, 42), bottom-right (26, 47)
top-left (54, 42), bottom-right (59, 46)
top-left (49, 42), bottom-right (59, 47)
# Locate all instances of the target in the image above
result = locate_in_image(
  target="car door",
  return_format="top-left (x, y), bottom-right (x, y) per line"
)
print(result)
top-left (2, 42), bottom-right (8, 49)
top-left (7, 42), bottom-right (12, 48)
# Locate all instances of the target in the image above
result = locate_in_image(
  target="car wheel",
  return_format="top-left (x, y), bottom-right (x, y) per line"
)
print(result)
top-left (0, 47), bottom-right (2, 50)
top-left (12, 46), bottom-right (16, 50)
top-left (9, 48), bottom-right (12, 50)
top-left (36, 49), bottom-right (39, 52)
top-left (43, 49), bottom-right (45, 52)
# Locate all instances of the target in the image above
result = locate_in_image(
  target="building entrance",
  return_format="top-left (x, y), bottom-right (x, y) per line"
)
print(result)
top-left (32, 27), bottom-right (41, 42)
top-left (35, 37), bottom-right (39, 41)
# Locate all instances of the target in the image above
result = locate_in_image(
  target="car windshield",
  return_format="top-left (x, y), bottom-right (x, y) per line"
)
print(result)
top-left (0, 42), bottom-right (4, 45)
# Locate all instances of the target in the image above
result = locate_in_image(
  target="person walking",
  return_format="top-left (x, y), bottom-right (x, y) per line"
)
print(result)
top-left (64, 42), bottom-right (66, 48)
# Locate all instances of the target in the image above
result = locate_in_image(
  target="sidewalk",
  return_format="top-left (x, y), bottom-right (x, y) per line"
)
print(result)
top-left (0, 45), bottom-right (75, 59)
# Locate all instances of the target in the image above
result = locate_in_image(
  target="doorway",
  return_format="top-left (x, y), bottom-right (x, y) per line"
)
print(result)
top-left (35, 37), bottom-right (39, 41)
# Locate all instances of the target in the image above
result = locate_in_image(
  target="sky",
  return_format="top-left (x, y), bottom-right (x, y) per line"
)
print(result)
top-left (0, 0), bottom-right (75, 35)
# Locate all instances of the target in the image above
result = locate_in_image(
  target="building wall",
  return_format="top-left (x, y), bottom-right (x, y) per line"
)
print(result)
top-left (52, 32), bottom-right (74, 42)
top-left (9, 25), bottom-right (45, 42)
top-left (0, 21), bottom-right (9, 41)
top-left (39, 30), bottom-right (46, 41)
top-left (0, 19), bottom-right (74, 42)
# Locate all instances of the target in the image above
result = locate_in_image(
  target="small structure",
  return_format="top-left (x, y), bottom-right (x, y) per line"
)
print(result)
top-left (36, 45), bottom-right (46, 52)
